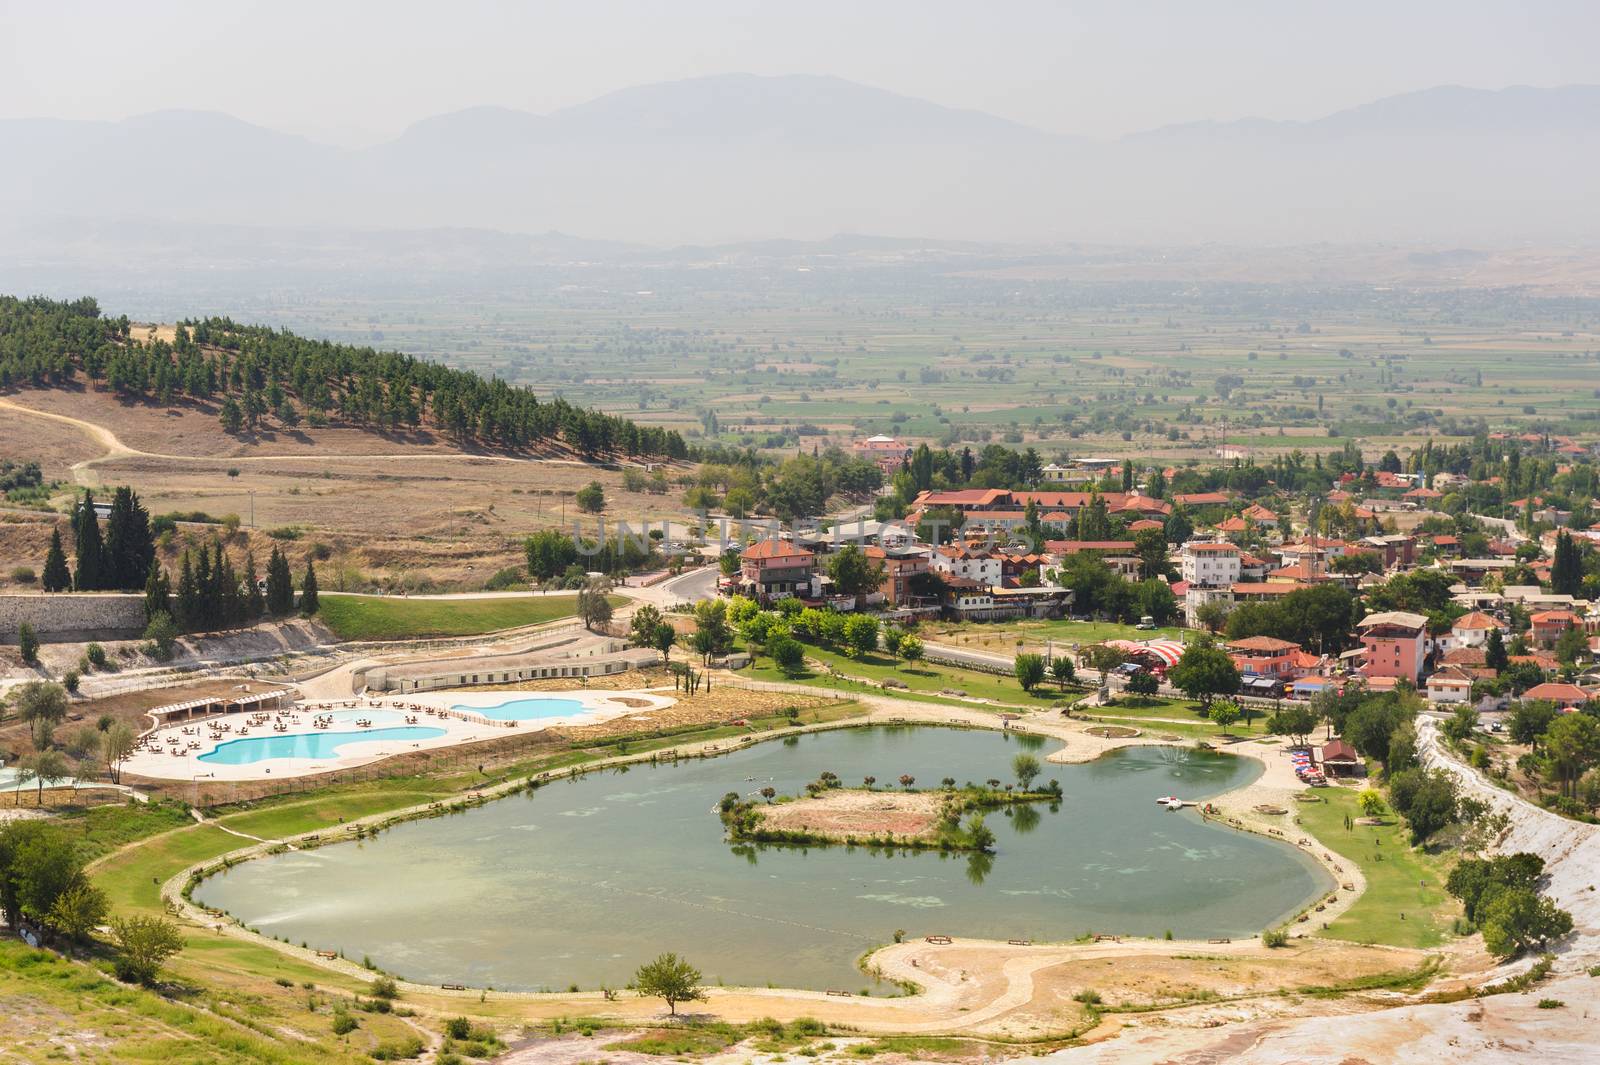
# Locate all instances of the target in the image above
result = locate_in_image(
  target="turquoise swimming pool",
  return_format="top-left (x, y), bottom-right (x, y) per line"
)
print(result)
top-left (452, 696), bottom-right (588, 722)
top-left (199, 726), bottom-right (447, 766)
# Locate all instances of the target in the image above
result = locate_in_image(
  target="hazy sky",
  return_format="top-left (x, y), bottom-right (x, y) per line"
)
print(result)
top-left (3, 0), bottom-right (1597, 145)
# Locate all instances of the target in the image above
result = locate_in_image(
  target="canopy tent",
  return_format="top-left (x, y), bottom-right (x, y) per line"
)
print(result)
top-left (1107, 639), bottom-right (1186, 670)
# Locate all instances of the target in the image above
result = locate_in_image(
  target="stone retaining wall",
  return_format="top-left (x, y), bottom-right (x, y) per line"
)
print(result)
top-left (0, 592), bottom-right (146, 641)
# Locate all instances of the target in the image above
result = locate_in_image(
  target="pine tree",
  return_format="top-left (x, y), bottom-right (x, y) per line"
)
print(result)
top-left (41, 528), bottom-right (71, 592)
top-left (72, 490), bottom-right (106, 591)
top-left (175, 551), bottom-right (199, 632)
top-left (242, 552), bottom-right (265, 621)
top-left (300, 558), bottom-right (319, 616)
top-left (143, 559), bottom-right (171, 622)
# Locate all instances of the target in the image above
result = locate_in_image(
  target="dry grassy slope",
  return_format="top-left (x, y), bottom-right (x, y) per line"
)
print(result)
top-left (0, 388), bottom-right (697, 591)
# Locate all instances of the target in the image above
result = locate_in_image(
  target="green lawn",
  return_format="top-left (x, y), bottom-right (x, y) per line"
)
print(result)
top-left (316, 592), bottom-right (621, 640)
top-left (92, 824), bottom-right (243, 914)
top-left (215, 788), bottom-right (449, 840)
top-left (1293, 786), bottom-right (1455, 949)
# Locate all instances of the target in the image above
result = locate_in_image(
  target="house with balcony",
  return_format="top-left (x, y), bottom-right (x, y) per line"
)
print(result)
top-left (865, 544), bottom-right (931, 607)
top-left (1226, 635), bottom-right (1303, 679)
top-left (738, 538), bottom-right (816, 603)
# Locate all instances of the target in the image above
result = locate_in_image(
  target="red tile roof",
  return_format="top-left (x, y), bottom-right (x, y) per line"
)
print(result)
top-left (1523, 682), bottom-right (1594, 705)
top-left (740, 538), bottom-right (814, 561)
top-left (1228, 636), bottom-right (1301, 653)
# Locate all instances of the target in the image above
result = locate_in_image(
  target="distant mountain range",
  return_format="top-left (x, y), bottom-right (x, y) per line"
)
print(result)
top-left (6, 74), bottom-right (1599, 244)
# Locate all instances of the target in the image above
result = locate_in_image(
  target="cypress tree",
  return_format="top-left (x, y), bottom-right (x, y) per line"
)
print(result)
top-left (103, 486), bottom-right (154, 591)
top-left (41, 528), bottom-right (71, 592)
top-left (242, 551), bottom-right (265, 621)
top-left (300, 558), bottom-right (320, 616)
top-left (72, 490), bottom-right (106, 591)
top-left (1550, 530), bottom-right (1583, 597)
top-left (143, 559), bottom-right (171, 622)
top-left (265, 545), bottom-right (293, 616)
top-left (217, 545), bottom-right (242, 627)
top-left (175, 550), bottom-right (199, 632)
top-left (195, 546), bottom-right (215, 630)
top-left (1485, 627), bottom-right (1509, 673)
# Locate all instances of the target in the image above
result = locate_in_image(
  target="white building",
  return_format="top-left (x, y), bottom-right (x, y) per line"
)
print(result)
top-left (931, 546), bottom-right (1003, 587)
top-left (1181, 542), bottom-right (1242, 588)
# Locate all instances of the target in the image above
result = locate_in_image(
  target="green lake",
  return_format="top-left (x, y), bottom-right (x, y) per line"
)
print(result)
top-left (193, 726), bottom-right (1331, 990)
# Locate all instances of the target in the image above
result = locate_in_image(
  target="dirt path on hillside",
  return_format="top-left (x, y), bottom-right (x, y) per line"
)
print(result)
top-left (0, 396), bottom-right (606, 486)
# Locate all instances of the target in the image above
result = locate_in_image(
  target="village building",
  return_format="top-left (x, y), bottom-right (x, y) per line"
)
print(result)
top-left (1521, 682), bottom-right (1596, 710)
top-left (1426, 666), bottom-right (1475, 705)
top-left (930, 544), bottom-right (1003, 587)
top-left (1446, 611), bottom-right (1504, 651)
top-left (1530, 609), bottom-right (1584, 648)
top-left (738, 538), bottom-right (816, 603)
top-left (1226, 635), bottom-right (1302, 679)
top-left (851, 434), bottom-right (912, 475)
top-left (864, 544), bottom-right (931, 607)
top-left (1356, 610), bottom-right (1429, 685)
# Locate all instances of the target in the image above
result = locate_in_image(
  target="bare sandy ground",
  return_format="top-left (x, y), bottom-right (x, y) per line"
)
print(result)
top-left (756, 788), bottom-right (945, 840)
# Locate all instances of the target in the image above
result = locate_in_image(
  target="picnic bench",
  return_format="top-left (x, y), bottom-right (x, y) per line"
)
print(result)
top-left (925, 935), bottom-right (952, 944)
top-left (825, 989), bottom-right (853, 997)
top-left (1007, 939), bottom-right (1032, 946)
top-left (316, 950), bottom-right (337, 959)
top-left (1207, 937), bottom-right (1231, 944)
top-left (440, 983), bottom-right (466, 991)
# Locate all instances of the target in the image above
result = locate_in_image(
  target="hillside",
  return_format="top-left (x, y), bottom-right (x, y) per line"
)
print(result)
top-left (0, 295), bottom-right (688, 460)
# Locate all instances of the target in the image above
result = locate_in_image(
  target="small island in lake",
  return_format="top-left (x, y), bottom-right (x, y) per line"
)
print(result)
top-left (719, 771), bottom-right (1062, 853)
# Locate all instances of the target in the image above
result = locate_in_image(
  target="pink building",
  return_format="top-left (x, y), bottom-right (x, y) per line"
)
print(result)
top-left (1357, 611), bottom-right (1429, 685)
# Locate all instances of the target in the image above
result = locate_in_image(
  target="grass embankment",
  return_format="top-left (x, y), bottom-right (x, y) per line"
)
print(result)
top-left (0, 939), bottom-right (400, 1065)
top-left (922, 618), bottom-right (1188, 649)
top-left (747, 642), bottom-right (1070, 709)
top-left (316, 592), bottom-right (624, 641)
top-left (1295, 786), bottom-right (1455, 949)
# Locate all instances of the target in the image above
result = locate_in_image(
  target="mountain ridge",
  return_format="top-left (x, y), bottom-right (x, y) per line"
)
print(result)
top-left (5, 76), bottom-right (1598, 244)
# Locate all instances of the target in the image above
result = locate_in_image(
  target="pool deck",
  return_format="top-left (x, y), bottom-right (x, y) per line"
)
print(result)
top-left (122, 689), bottom-right (676, 782)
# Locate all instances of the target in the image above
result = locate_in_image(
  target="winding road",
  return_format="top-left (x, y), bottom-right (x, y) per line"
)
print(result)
top-left (0, 395), bottom-right (628, 487)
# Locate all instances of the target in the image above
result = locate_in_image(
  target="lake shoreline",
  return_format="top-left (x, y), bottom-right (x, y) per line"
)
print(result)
top-left (170, 697), bottom-right (1356, 1001)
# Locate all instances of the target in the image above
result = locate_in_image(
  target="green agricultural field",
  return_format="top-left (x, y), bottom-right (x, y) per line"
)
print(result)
top-left (1293, 786), bottom-right (1455, 949)
top-left (260, 276), bottom-right (1600, 465)
top-left (316, 592), bottom-right (622, 640)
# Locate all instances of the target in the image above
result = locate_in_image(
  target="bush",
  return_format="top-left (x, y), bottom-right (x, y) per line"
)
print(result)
top-left (1262, 928), bottom-right (1290, 948)
top-left (85, 642), bottom-right (107, 670)
top-left (18, 622), bottom-right (39, 664)
top-left (482, 566), bottom-right (526, 591)
top-left (369, 975), bottom-right (399, 999)
top-left (1072, 988), bottom-right (1102, 1005)
top-left (62, 669), bottom-right (79, 694)
top-left (444, 1016), bottom-right (471, 1040)
top-left (370, 1036), bottom-right (425, 1060)
top-left (331, 1011), bottom-right (358, 1035)
top-left (140, 612), bottom-right (179, 661)
top-left (10, 565), bottom-right (36, 583)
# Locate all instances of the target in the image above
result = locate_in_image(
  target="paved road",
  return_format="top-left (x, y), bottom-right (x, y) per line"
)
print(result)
top-left (617, 565), bottom-right (719, 609)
